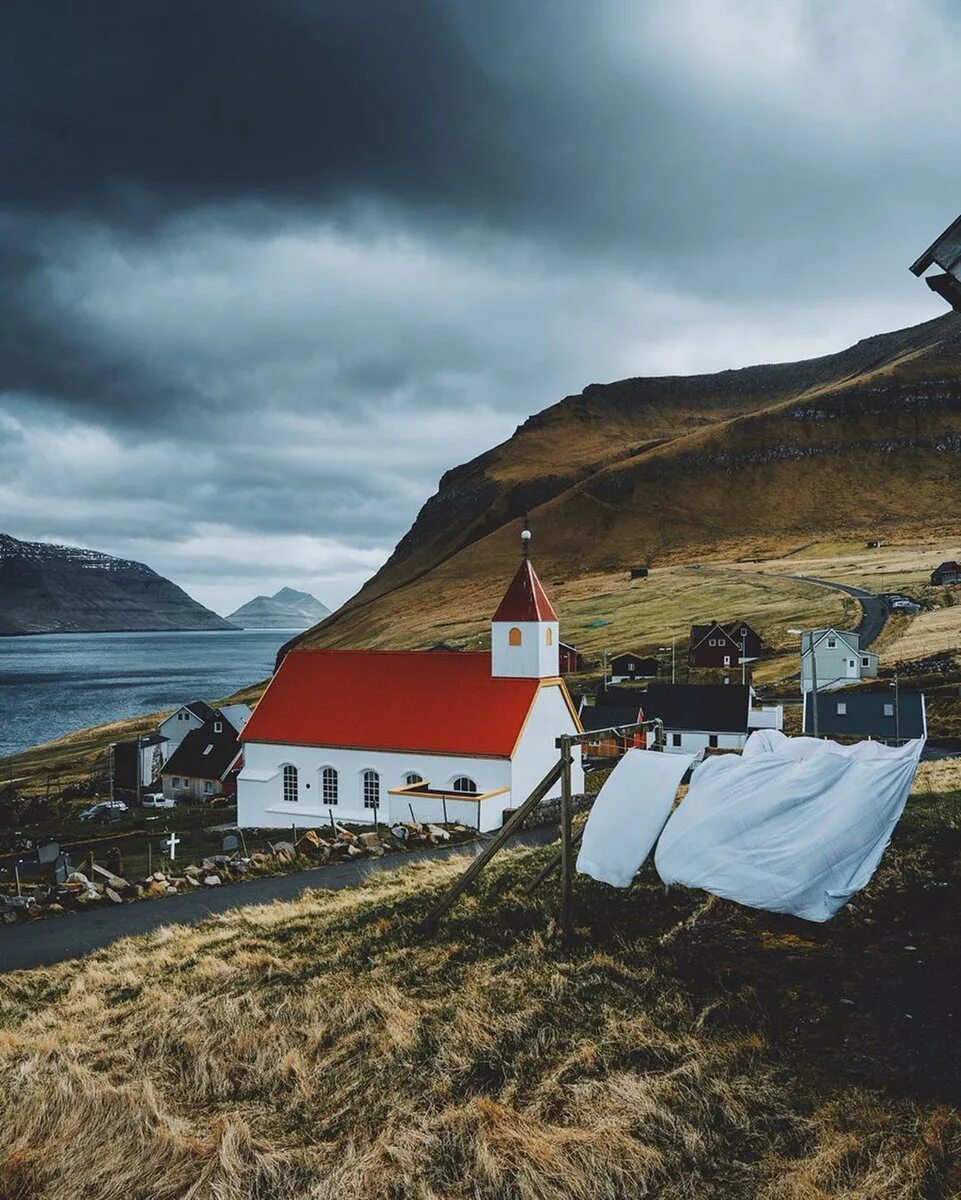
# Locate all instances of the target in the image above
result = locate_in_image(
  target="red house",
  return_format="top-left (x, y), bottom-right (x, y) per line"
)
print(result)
top-left (559, 642), bottom-right (583, 674)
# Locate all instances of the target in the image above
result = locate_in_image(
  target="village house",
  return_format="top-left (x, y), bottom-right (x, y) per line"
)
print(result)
top-left (161, 722), bottom-right (243, 802)
top-left (931, 560), bottom-right (961, 586)
top-left (689, 620), bottom-right (766, 669)
top-left (911, 212), bottom-right (961, 311)
top-left (558, 641), bottom-right (583, 674)
top-left (236, 528), bottom-right (584, 833)
top-left (609, 652), bottom-right (660, 682)
top-left (113, 733), bottom-right (168, 794)
top-left (578, 688), bottom-right (644, 758)
top-left (641, 682), bottom-right (783, 758)
top-left (800, 629), bottom-right (878, 693)
top-left (157, 700), bottom-right (251, 764)
top-left (803, 691), bottom-right (926, 744)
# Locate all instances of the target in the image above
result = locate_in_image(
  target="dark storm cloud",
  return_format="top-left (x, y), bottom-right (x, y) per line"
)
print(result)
top-left (3, 1), bottom-right (961, 611)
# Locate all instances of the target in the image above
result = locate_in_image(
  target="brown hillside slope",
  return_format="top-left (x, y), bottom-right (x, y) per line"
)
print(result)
top-left (298, 313), bottom-right (961, 652)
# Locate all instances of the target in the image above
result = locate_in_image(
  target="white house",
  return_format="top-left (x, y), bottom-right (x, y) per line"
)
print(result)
top-left (800, 629), bottom-right (878, 693)
top-left (237, 530), bottom-right (584, 833)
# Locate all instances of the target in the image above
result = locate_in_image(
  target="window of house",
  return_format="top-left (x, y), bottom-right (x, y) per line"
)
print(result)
top-left (283, 764), bottom-right (299, 803)
top-left (672, 733), bottom-right (682, 747)
top-left (214, 721), bottom-right (222, 733)
top-left (363, 769), bottom-right (380, 809)
top-left (452, 776), bottom-right (477, 793)
top-left (404, 772), bottom-right (424, 787)
top-left (723, 655), bottom-right (731, 666)
top-left (836, 703), bottom-right (847, 716)
top-left (509, 627), bottom-right (522, 646)
top-left (862, 657), bottom-right (870, 667)
top-left (545, 627), bottom-right (553, 645)
top-left (884, 703), bottom-right (894, 717)
top-left (322, 766), bottom-right (338, 805)
top-left (709, 735), bottom-right (718, 748)
top-left (709, 638), bottom-right (716, 646)
top-left (827, 639), bottom-right (836, 648)
top-left (204, 781), bottom-right (213, 794)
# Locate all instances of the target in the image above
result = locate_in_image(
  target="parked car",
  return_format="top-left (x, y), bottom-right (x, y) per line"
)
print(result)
top-left (142, 792), bottom-right (176, 809)
top-left (78, 800), bottom-right (128, 821)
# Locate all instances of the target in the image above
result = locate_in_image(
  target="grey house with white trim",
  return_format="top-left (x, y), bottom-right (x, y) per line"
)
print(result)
top-left (800, 629), bottom-right (878, 693)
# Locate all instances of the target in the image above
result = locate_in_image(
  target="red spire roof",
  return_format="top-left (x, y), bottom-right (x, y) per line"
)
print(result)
top-left (492, 559), bottom-right (558, 622)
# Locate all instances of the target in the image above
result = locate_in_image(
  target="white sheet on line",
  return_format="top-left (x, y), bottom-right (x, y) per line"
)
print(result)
top-left (654, 730), bottom-right (924, 922)
top-left (576, 749), bottom-right (695, 887)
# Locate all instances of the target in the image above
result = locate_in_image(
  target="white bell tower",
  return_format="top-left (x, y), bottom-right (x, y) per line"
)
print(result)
top-left (490, 519), bottom-right (560, 679)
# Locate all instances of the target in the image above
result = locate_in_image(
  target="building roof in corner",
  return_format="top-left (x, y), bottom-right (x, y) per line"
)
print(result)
top-left (492, 559), bottom-right (559, 622)
top-left (242, 649), bottom-right (553, 758)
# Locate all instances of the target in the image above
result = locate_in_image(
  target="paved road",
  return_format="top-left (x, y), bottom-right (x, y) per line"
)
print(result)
top-left (774, 574), bottom-right (888, 647)
top-left (0, 827), bottom-right (556, 975)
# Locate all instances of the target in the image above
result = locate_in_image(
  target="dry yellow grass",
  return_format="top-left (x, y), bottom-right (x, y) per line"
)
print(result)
top-left (884, 607), bottom-right (961, 665)
top-left (1, 807), bottom-right (959, 1199)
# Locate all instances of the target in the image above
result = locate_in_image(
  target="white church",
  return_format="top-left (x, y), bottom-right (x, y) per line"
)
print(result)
top-left (237, 526), bottom-right (584, 832)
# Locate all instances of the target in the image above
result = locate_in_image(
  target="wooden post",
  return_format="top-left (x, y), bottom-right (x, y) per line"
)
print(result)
top-left (422, 756), bottom-right (564, 930)
top-left (558, 734), bottom-right (573, 942)
top-left (14, 863), bottom-right (21, 897)
top-left (442, 795), bottom-right (449, 825)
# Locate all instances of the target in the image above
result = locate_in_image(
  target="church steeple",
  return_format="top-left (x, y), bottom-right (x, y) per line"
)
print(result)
top-left (491, 519), bottom-right (560, 678)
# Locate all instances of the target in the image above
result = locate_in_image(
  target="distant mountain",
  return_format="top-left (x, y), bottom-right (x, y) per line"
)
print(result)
top-left (0, 534), bottom-right (237, 636)
top-left (226, 587), bottom-right (330, 629)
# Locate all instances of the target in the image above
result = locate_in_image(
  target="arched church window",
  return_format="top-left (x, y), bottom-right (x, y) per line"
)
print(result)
top-left (452, 776), bottom-right (477, 794)
top-left (545, 627), bottom-right (553, 645)
top-left (363, 769), bottom-right (380, 809)
top-left (322, 767), bottom-right (338, 806)
top-left (509, 627), bottom-right (522, 646)
top-left (282, 764), bottom-right (298, 804)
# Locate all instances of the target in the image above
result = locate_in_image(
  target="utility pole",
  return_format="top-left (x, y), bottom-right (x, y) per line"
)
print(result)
top-left (741, 637), bottom-right (746, 686)
top-left (136, 736), bottom-right (142, 809)
top-left (671, 635), bottom-right (676, 684)
top-left (892, 672), bottom-right (901, 745)
top-left (808, 631), bottom-right (820, 738)
top-left (108, 743), bottom-right (115, 803)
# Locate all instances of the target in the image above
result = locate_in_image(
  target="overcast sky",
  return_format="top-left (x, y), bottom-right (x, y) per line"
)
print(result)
top-left (2, 1), bottom-right (959, 615)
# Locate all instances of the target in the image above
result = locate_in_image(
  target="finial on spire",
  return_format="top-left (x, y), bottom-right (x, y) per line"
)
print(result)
top-left (521, 513), bottom-right (532, 559)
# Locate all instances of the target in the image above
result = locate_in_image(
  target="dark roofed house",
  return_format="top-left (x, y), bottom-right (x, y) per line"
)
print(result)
top-left (911, 213), bottom-right (961, 311)
top-left (161, 725), bottom-right (243, 803)
top-left (803, 691), bottom-right (926, 743)
top-left (114, 733), bottom-right (168, 793)
top-left (690, 620), bottom-right (766, 669)
top-left (642, 683), bottom-right (754, 757)
top-left (559, 642), bottom-right (583, 674)
top-left (931, 561), bottom-right (961, 586)
top-left (610, 652), bottom-right (659, 681)
top-left (578, 693), bottom-right (644, 759)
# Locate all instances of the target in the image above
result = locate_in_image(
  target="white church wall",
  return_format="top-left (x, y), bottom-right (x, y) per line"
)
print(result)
top-left (510, 683), bottom-right (584, 806)
top-left (396, 791), bottom-right (510, 833)
top-left (238, 741), bottom-right (510, 828)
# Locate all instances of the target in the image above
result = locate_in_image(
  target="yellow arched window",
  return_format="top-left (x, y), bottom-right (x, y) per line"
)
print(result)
top-left (509, 626), bottom-right (522, 646)
top-left (545, 627), bottom-right (553, 645)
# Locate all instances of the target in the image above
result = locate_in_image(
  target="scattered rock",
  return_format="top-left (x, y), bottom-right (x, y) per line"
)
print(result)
top-left (203, 875), bottom-right (221, 887)
top-left (104, 887), bottom-right (123, 904)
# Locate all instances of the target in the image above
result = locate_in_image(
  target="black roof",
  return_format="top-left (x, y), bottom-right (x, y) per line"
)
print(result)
top-left (804, 691), bottom-right (926, 740)
top-left (185, 700), bottom-right (218, 722)
top-left (580, 703), bottom-right (643, 733)
top-left (162, 726), bottom-right (241, 781)
top-left (642, 683), bottom-right (751, 733)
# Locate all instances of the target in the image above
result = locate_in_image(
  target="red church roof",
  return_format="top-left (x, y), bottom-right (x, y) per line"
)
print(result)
top-left (492, 559), bottom-right (558, 622)
top-left (242, 650), bottom-right (549, 757)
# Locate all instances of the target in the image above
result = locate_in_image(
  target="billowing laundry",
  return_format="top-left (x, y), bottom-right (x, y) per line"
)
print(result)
top-left (654, 730), bottom-right (924, 922)
top-left (577, 748), bottom-right (694, 887)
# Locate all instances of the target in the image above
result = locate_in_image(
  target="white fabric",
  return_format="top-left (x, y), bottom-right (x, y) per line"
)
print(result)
top-left (655, 730), bottom-right (924, 922)
top-left (577, 749), bottom-right (695, 887)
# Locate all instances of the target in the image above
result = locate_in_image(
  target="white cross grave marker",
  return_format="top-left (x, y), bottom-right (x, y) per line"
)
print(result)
top-left (165, 831), bottom-right (180, 862)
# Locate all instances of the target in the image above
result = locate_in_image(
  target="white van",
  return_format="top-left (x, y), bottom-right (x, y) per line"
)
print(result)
top-left (142, 793), bottom-right (176, 809)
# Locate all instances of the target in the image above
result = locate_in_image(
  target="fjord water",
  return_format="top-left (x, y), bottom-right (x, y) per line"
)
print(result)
top-left (0, 629), bottom-right (298, 756)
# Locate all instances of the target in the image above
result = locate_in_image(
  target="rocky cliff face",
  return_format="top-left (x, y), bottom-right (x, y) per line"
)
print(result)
top-left (293, 311), bottom-right (961, 653)
top-left (227, 588), bottom-right (330, 629)
top-left (0, 535), bottom-right (237, 635)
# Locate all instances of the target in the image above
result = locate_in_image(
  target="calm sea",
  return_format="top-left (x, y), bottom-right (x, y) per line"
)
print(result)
top-left (0, 629), bottom-right (299, 757)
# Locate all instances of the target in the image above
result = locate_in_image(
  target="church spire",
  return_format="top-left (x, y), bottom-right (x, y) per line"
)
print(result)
top-left (490, 517), bottom-right (559, 677)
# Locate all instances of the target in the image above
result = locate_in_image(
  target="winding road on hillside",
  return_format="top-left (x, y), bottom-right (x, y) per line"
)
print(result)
top-left (773, 574), bottom-right (889, 647)
top-left (0, 826), bottom-right (557, 975)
